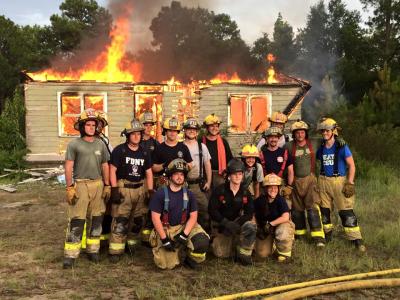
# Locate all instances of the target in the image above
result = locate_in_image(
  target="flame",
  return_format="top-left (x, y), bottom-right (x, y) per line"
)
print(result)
top-left (267, 66), bottom-right (278, 84)
top-left (28, 14), bottom-right (142, 83)
top-left (210, 72), bottom-right (242, 84)
top-left (266, 53), bottom-right (276, 63)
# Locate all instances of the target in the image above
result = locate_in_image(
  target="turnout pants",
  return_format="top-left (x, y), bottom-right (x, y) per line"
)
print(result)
top-left (109, 180), bottom-right (146, 255)
top-left (149, 224), bottom-right (210, 270)
top-left (211, 220), bottom-right (257, 259)
top-left (318, 176), bottom-right (362, 240)
top-left (187, 183), bottom-right (210, 232)
top-left (291, 174), bottom-right (325, 240)
top-left (255, 221), bottom-right (295, 259)
top-left (64, 179), bottom-right (105, 259)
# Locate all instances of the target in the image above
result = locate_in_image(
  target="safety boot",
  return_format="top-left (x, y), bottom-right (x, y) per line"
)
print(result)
top-left (87, 253), bottom-right (100, 263)
top-left (109, 254), bottom-right (121, 264)
top-left (277, 255), bottom-right (288, 263)
top-left (62, 257), bottom-right (75, 269)
top-left (353, 239), bottom-right (366, 252)
top-left (324, 231), bottom-right (333, 242)
top-left (183, 257), bottom-right (198, 270)
top-left (236, 253), bottom-right (253, 266)
top-left (314, 237), bottom-right (326, 248)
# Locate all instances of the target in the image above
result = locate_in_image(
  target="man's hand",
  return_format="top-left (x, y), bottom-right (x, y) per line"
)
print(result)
top-left (110, 187), bottom-right (122, 204)
top-left (336, 137), bottom-right (347, 147)
top-left (342, 182), bottom-right (355, 198)
top-left (173, 231), bottom-right (189, 246)
top-left (161, 237), bottom-right (175, 251)
top-left (102, 185), bottom-right (111, 203)
top-left (281, 185), bottom-right (293, 199)
top-left (265, 221), bottom-right (275, 234)
top-left (66, 185), bottom-right (77, 205)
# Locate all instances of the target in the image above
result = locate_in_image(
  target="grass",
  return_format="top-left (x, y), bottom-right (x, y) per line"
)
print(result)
top-left (0, 161), bottom-right (399, 299)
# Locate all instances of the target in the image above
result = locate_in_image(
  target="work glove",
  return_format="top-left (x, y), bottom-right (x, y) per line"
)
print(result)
top-left (66, 185), bottom-right (77, 205)
top-left (221, 219), bottom-right (241, 236)
top-left (336, 137), bottom-right (347, 147)
top-left (265, 221), bottom-right (275, 235)
top-left (110, 187), bottom-right (122, 204)
top-left (256, 226), bottom-right (268, 240)
top-left (173, 231), bottom-right (189, 246)
top-left (281, 185), bottom-right (293, 199)
top-left (342, 182), bottom-right (355, 198)
top-left (161, 237), bottom-right (175, 252)
top-left (102, 185), bottom-right (111, 203)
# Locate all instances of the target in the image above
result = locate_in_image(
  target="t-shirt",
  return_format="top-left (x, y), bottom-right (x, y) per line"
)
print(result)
top-left (184, 141), bottom-right (211, 180)
top-left (317, 143), bottom-right (352, 177)
top-left (254, 195), bottom-right (289, 225)
top-left (110, 143), bottom-right (152, 182)
top-left (149, 187), bottom-right (198, 226)
top-left (286, 139), bottom-right (319, 178)
top-left (243, 163), bottom-right (264, 187)
top-left (152, 141), bottom-right (193, 166)
top-left (260, 146), bottom-right (294, 176)
top-left (65, 138), bottom-right (109, 180)
top-left (140, 137), bottom-right (159, 156)
top-left (202, 137), bottom-right (233, 171)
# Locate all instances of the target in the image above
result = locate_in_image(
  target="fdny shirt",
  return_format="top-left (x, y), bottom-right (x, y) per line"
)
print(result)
top-left (110, 143), bottom-right (152, 182)
top-left (317, 143), bottom-right (352, 177)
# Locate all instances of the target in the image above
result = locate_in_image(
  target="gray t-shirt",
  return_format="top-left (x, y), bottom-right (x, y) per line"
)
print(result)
top-left (65, 138), bottom-right (109, 180)
top-left (184, 141), bottom-right (211, 180)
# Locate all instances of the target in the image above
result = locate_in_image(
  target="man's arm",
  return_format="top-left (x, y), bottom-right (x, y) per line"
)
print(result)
top-left (184, 211), bottom-right (198, 235)
top-left (145, 168), bottom-right (154, 190)
top-left (270, 211), bottom-right (290, 226)
top-left (287, 164), bottom-right (294, 186)
top-left (102, 162), bottom-right (110, 185)
top-left (203, 159), bottom-right (212, 191)
top-left (345, 155), bottom-right (355, 184)
top-left (65, 160), bottom-right (74, 187)
top-left (110, 164), bottom-right (118, 187)
top-left (151, 211), bottom-right (167, 239)
top-left (152, 163), bottom-right (164, 173)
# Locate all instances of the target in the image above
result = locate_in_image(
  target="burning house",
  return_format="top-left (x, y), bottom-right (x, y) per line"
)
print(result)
top-left (23, 14), bottom-right (311, 163)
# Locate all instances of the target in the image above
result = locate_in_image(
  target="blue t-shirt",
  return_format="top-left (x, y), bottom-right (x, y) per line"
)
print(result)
top-left (149, 187), bottom-right (198, 226)
top-left (317, 143), bottom-right (352, 176)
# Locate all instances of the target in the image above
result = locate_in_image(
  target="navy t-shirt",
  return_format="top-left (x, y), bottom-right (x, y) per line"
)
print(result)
top-left (110, 143), bottom-right (152, 182)
top-left (149, 187), bottom-right (198, 226)
top-left (317, 143), bottom-right (352, 177)
top-left (260, 146), bottom-right (293, 176)
top-left (152, 142), bottom-right (193, 172)
top-left (254, 195), bottom-right (289, 224)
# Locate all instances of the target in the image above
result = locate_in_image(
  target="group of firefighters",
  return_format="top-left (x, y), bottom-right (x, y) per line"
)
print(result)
top-left (62, 108), bottom-right (366, 270)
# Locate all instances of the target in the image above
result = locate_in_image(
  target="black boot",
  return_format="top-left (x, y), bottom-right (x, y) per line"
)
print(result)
top-left (183, 257), bottom-right (198, 270)
top-left (87, 253), bottom-right (100, 263)
top-left (353, 239), bottom-right (366, 252)
top-left (236, 253), bottom-right (253, 266)
top-left (63, 257), bottom-right (75, 269)
top-left (325, 231), bottom-right (333, 242)
top-left (109, 254), bottom-right (121, 264)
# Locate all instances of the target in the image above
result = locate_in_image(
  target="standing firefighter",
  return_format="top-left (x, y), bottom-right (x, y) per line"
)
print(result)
top-left (241, 144), bottom-right (264, 199)
top-left (140, 111), bottom-right (159, 155)
top-left (149, 159), bottom-right (210, 270)
top-left (259, 126), bottom-right (294, 207)
top-left (108, 119), bottom-right (153, 262)
top-left (286, 121), bottom-right (325, 246)
top-left (63, 108), bottom-right (110, 268)
top-left (183, 118), bottom-right (212, 232)
top-left (316, 118), bottom-right (366, 252)
top-left (208, 159), bottom-right (256, 266)
top-left (202, 114), bottom-right (233, 190)
top-left (257, 111), bottom-right (289, 150)
top-left (254, 174), bottom-right (295, 262)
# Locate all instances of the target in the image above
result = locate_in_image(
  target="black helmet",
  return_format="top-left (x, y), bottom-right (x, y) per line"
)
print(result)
top-left (226, 158), bottom-right (245, 175)
top-left (165, 158), bottom-right (189, 177)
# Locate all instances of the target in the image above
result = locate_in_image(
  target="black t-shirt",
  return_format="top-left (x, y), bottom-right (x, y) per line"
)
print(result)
top-left (203, 137), bottom-right (233, 171)
top-left (140, 137), bottom-right (159, 156)
top-left (149, 187), bottom-right (198, 226)
top-left (260, 146), bottom-right (293, 176)
top-left (152, 141), bottom-right (193, 171)
top-left (110, 143), bottom-right (152, 182)
top-left (208, 183), bottom-right (254, 225)
top-left (254, 195), bottom-right (289, 225)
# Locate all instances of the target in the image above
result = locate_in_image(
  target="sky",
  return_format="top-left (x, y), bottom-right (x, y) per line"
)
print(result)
top-left (0, 0), bottom-right (370, 46)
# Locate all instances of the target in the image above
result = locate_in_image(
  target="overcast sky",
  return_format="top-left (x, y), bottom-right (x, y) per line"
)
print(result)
top-left (0, 0), bottom-right (369, 46)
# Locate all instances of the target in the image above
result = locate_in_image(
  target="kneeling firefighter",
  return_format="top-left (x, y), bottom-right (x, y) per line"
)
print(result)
top-left (254, 174), bottom-right (295, 262)
top-left (208, 158), bottom-right (257, 266)
top-left (149, 159), bottom-right (210, 269)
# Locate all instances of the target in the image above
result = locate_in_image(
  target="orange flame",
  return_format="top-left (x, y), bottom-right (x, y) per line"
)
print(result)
top-left (266, 53), bottom-right (276, 63)
top-left (28, 15), bottom-right (142, 83)
top-left (210, 72), bottom-right (242, 84)
top-left (267, 66), bottom-right (278, 84)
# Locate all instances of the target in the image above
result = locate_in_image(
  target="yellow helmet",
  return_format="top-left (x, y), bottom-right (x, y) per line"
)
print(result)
top-left (96, 110), bottom-right (108, 127)
top-left (74, 108), bottom-right (99, 131)
top-left (203, 114), bottom-right (222, 126)
top-left (241, 144), bottom-right (259, 158)
top-left (140, 111), bottom-right (156, 124)
top-left (262, 173), bottom-right (282, 186)
top-left (162, 116), bottom-right (182, 131)
top-left (290, 120), bottom-right (309, 133)
top-left (317, 117), bottom-right (339, 135)
top-left (262, 126), bottom-right (283, 138)
top-left (269, 112), bottom-right (288, 124)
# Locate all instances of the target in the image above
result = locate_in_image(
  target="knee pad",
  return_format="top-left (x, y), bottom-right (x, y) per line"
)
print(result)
top-left (114, 217), bottom-right (129, 235)
top-left (241, 222), bottom-right (257, 237)
top-left (132, 216), bottom-right (144, 234)
top-left (339, 210), bottom-right (358, 227)
top-left (291, 210), bottom-right (306, 229)
top-left (90, 215), bottom-right (103, 237)
top-left (68, 218), bottom-right (85, 243)
top-left (307, 209), bottom-right (322, 229)
top-left (320, 207), bottom-right (331, 224)
top-left (191, 233), bottom-right (210, 253)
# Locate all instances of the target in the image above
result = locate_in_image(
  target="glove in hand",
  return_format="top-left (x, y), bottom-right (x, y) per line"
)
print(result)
top-left (342, 182), bottom-right (355, 198)
top-left (161, 237), bottom-right (175, 251)
top-left (102, 185), bottom-right (111, 203)
top-left (110, 187), bottom-right (122, 204)
top-left (282, 185), bottom-right (293, 198)
top-left (173, 231), bottom-right (189, 246)
top-left (66, 186), bottom-right (77, 205)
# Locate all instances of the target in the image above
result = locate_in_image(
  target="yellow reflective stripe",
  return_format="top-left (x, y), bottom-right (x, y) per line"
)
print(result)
top-left (127, 239), bottom-right (139, 246)
top-left (100, 234), bottom-right (110, 241)
top-left (81, 222), bottom-right (87, 249)
top-left (344, 226), bottom-right (360, 233)
top-left (295, 229), bottom-right (307, 235)
top-left (141, 229), bottom-right (152, 235)
top-left (323, 224), bottom-right (333, 230)
top-left (65, 242), bottom-right (81, 251)
top-left (190, 252), bottom-right (206, 258)
top-left (109, 243), bottom-right (125, 251)
top-left (310, 230), bottom-right (325, 238)
top-left (277, 249), bottom-right (291, 257)
top-left (87, 238), bottom-right (100, 245)
top-left (238, 247), bottom-right (252, 256)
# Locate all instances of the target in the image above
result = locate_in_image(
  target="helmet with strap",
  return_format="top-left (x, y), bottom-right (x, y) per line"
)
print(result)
top-left (226, 158), bottom-right (245, 175)
top-left (140, 111), bottom-right (156, 125)
top-left (241, 144), bottom-right (259, 158)
top-left (262, 173), bottom-right (282, 186)
top-left (262, 126), bottom-right (283, 138)
top-left (317, 117), bottom-right (339, 136)
top-left (165, 158), bottom-right (189, 177)
top-left (162, 117), bottom-right (182, 131)
top-left (183, 118), bottom-right (201, 130)
top-left (269, 112), bottom-right (288, 124)
top-left (203, 114), bottom-right (222, 126)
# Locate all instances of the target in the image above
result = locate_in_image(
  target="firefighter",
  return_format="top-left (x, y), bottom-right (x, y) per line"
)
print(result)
top-left (241, 144), bottom-right (264, 199)
top-left (316, 118), bottom-right (366, 252)
top-left (257, 111), bottom-right (289, 150)
top-left (63, 108), bottom-right (110, 269)
top-left (259, 126), bottom-right (294, 208)
top-left (140, 111), bottom-right (159, 155)
top-left (183, 118), bottom-right (212, 232)
top-left (285, 120), bottom-right (325, 246)
top-left (202, 114), bottom-right (233, 191)
top-left (254, 174), bottom-right (295, 262)
top-left (149, 159), bottom-right (210, 270)
top-left (108, 119), bottom-right (153, 263)
top-left (208, 158), bottom-right (256, 266)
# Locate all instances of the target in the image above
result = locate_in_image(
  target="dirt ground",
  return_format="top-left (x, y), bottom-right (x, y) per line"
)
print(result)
top-left (0, 181), bottom-right (399, 299)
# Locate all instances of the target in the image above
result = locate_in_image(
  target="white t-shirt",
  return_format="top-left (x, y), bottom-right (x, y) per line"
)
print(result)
top-left (184, 141), bottom-right (211, 179)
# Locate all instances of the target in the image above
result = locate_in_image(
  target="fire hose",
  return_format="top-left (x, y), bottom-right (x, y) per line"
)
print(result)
top-left (207, 268), bottom-right (400, 300)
